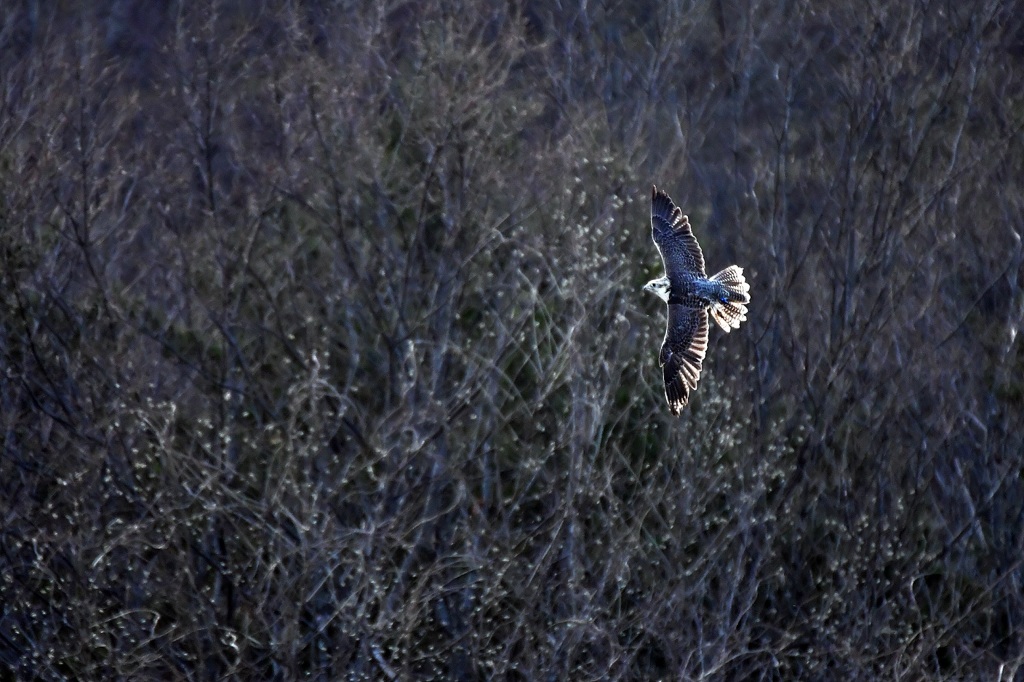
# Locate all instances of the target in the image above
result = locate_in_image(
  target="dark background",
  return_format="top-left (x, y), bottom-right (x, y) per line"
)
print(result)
top-left (2, 0), bottom-right (1023, 678)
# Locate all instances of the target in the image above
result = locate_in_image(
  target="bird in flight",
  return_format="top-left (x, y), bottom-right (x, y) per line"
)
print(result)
top-left (644, 186), bottom-right (750, 414)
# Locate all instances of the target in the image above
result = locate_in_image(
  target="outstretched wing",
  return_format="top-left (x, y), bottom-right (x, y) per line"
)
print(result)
top-left (659, 305), bottom-right (709, 415)
top-left (651, 185), bottom-right (706, 283)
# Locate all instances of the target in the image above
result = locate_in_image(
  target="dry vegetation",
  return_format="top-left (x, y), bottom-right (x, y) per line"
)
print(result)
top-left (2, 0), bottom-right (1023, 679)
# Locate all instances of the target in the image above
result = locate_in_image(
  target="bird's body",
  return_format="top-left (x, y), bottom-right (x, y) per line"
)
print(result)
top-left (643, 186), bottom-right (750, 414)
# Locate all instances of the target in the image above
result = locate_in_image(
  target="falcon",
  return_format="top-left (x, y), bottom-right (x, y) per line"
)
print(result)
top-left (643, 186), bottom-right (750, 414)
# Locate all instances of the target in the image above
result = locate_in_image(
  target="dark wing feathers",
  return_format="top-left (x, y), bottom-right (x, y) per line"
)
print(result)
top-left (651, 185), bottom-right (706, 280)
top-left (660, 306), bottom-right (709, 415)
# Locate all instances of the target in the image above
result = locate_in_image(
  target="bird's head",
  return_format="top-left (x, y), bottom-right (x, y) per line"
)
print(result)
top-left (643, 277), bottom-right (671, 303)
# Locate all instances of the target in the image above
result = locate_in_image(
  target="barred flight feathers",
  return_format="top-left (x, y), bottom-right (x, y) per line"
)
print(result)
top-left (661, 306), bottom-right (709, 414)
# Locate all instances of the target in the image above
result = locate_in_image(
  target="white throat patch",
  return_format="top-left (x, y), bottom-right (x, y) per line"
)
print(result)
top-left (644, 278), bottom-right (671, 303)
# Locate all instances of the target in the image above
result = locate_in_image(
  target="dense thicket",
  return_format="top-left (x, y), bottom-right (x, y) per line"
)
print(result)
top-left (2, 1), bottom-right (1023, 679)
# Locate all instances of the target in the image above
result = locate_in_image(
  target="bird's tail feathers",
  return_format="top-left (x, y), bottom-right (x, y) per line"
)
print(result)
top-left (709, 265), bottom-right (750, 332)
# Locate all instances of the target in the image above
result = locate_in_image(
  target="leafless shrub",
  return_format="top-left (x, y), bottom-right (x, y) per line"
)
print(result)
top-left (1, 0), bottom-right (1023, 679)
